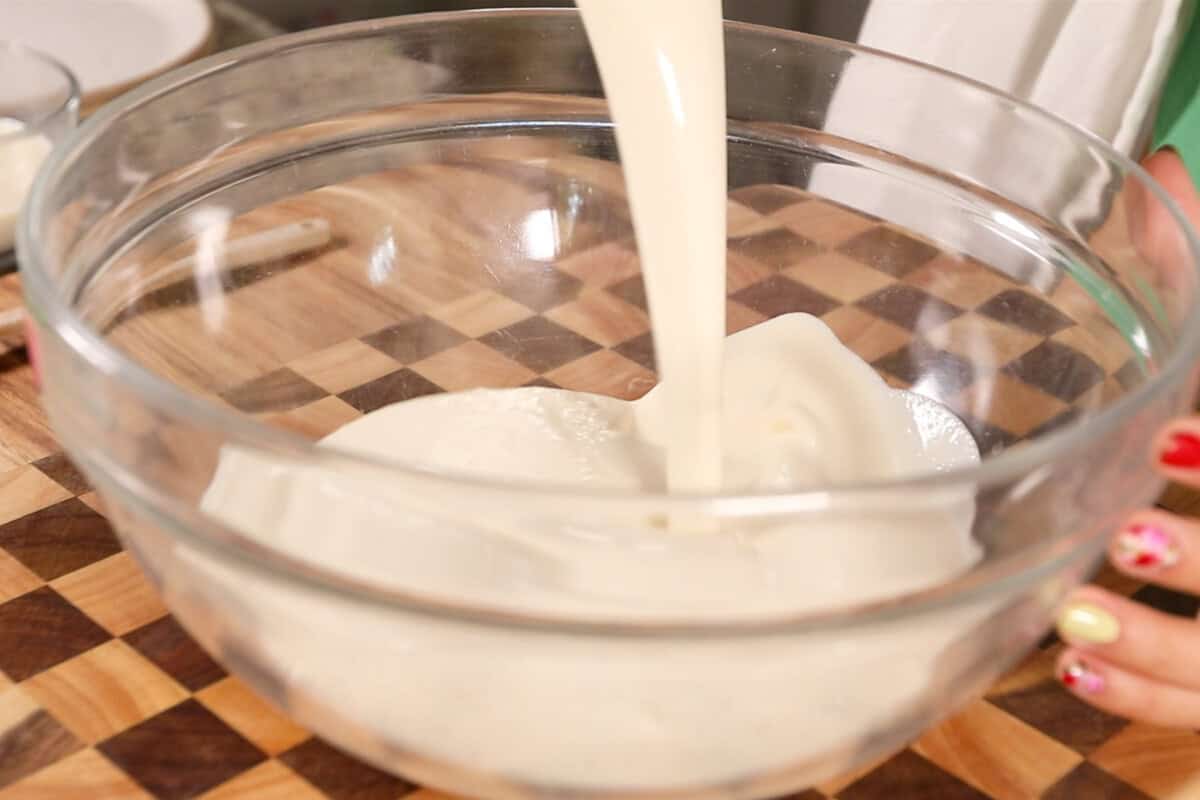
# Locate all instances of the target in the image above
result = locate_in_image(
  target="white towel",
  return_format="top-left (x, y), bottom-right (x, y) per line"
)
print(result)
top-left (812, 0), bottom-right (1191, 288)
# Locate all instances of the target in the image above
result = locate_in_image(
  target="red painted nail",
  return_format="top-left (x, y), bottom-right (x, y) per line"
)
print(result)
top-left (1161, 432), bottom-right (1200, 468)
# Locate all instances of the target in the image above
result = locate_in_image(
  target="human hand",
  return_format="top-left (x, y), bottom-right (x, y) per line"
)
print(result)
top-left (1055, 148), bottom-right (1200, 726)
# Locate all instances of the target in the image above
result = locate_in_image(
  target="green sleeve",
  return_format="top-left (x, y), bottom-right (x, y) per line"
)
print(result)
top-left (1155, 3), bottom-right (1200, 185)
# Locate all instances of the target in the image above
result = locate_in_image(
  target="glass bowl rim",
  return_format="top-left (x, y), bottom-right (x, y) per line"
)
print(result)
top-left (18, 8), bottom-right (1200, 634)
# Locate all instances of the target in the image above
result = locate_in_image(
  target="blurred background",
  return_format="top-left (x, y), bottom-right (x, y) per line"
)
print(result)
top-left (232, 0), bottom-right (870, 39)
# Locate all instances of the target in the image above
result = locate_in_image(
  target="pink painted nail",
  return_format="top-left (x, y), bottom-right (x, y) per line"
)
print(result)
top-left (1061, 660), bottom-right (1105, 694)
top-left (1116, 523), bottom-right (1180, 571)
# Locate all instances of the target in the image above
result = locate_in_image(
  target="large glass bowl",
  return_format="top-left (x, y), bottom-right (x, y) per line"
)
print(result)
top-left (19, 10), bottom-right (1200, 799)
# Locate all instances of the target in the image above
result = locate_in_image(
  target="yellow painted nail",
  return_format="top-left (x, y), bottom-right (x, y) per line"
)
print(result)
top-left (1057, 602), bottom-right (1121, 645)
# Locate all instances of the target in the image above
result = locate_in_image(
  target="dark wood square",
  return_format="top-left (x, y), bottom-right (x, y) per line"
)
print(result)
top-left (0, 587), bottom-right (111, 681)
top-left (123, 616), bottom-right (226, 692)
top-left (0, 498), bottom-right (122, 581)
top-left (873, 342), bottom-right (977, 398)
top-left (837, 227), bottom-right (941, 277)
top-left (839, 749), bottom-right (989, 800)
top-left (99, 700), bottom-right (265, 800)
top-left (523, 377), bottom-right (564, 389)
top-left (728, 227), bottom-right (822, 270)
top-left (731, 275), bottom-right (840, 319)
top-left (613, 332), bottom-right (658, 372)
top-left (0, 709), bottom-right (84, 787)
top-left (495, 263), bottom-right (584, 311)
top-left (959, 415), bottom-right (1021, 455)
top-left (730, 185), bottom-right (811, 214)
top-left (32, 453), bottom-right (90, 495)
top-left (221, 368), bottom-right (329, 414)
top-left (338, 369), bottom-right (445, 414)
top-left (1042, 762), bottom-right (1153, 800)
top-left (976, 289), bottom-right (1076, 336)
top-left (1114, 359), bottom-right (1145, 390)
top-left (856, 284), bottom-right (964, 333)
top-left (478, 316), bottom-right (602, 373)
top-left (280, 738), bottom-right (416, 800)
top-left (989, 682), bottom-right (1129, 755)
top-left (1004, 340), bottom-right (1106, 403)
top-left (362, 316), bottom-right (468, 365)
top-left (607, 275), bottom-right (648, 311)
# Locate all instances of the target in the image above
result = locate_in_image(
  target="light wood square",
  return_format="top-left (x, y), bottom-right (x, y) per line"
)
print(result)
top-left (726, 252), bottom-right (773, 294)
top-left (556, 241), bottom-right (642, 288)
top-left (726, 301), bottom-right (767, 335)
top-left (411, 340), bottom-right (537, 391)
top-left (199, 760), bottom-right (326, 800)
top-left (197, 678), bottom-right (310, 757)
top-left (1091, 724), bottom-right (1200, 798)
top-left (1051, 324), bottom-right (1134, 374)
top-left (545, 291), bottom-right (650, 348)
top-left (914, 701), bottom-right (1081, 800)
top-left (785, 252), bottom-right (897, 304)
top-left (0, 685), bottom-right (39, 731)
top-left (265, 396), bottom-right (362, 440)
top-left (25, 640), bottom-right (187, 745)
top-left (0, 466), bottom-right (72, 527)
top-left (905, 255), bottom-right (1017, 309)
top-left (0, 547), bottom-right (42, 604)
top-left (925, 312), bottom-right (1043, 371)
top-left (288, 339), bottom-right (401, 395)
top-left (985, 645), bottom-right (1061, 698)
top-left (78, 492), bottom-right (106, 515)
top-left (546, 350), bottom-right (656, 401)
top-left (821, 306), bottom-right (912, 364)
top-left (0, 749), bottom-right (152, 800)
top-left (0, 373), bottom-right (58, 466)
top-left (956, 374), bottom-right (1068, 438)
top-left (428, 289), bottom-right (536, 338)
top-left (771, 198), bottom-right (880, 247)
top-left (727, 201), bottom-right (781, 238)
top-left (50, 553), bottom-right (168, 637)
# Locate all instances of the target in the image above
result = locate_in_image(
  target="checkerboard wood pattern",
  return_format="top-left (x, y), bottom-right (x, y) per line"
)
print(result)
top-left (2, 153), bottom-right (1199, 799)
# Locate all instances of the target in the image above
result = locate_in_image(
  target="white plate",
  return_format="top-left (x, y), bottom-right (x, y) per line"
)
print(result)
top-left (3, 0), bottom-right (213, 111)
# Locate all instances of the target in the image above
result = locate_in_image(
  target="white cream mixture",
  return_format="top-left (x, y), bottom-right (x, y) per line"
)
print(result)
top-left (0, 118), bottom-right (52, 252)
top-left (190, 0), bottom-right (993, 791)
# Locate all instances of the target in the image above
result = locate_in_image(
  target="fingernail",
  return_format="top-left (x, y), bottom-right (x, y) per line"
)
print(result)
top-left (1061, 659), bottom-right (1105, 694)
top-left (1057, 602), bottom-right (1121, 645)
top-left (1116, 523), bottom-right (1180, 571)
top-left (1161, 432), bottom-right (1200, 468)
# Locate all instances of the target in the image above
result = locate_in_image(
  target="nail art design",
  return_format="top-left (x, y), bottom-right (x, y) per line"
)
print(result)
top-left (1116, 523), bottom-right (1180, 570)
top-left (1061, 660), bottom-right (1105, 694)
top-left (1161, 431), bottom-right (1200, 468)
top-left (1057, 602), bottom-right (1121, 645)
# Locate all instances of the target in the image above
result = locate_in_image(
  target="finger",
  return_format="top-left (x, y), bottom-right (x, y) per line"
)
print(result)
top-left (1109, 510), bottom-right (1200, 594)
top-left (1154, 418), bottom-right (1200, 482)
top-left (1056, 588), bottom-right (1200, 693)
top-left (1057, 648), bottom-right (1200, 729)
top-left (1143, 148), bottom-right (1200, 227)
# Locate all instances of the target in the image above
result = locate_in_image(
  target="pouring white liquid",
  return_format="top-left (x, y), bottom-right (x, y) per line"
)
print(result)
top-left (187, 0), bottom-right (997, 792)
top-left (0, 118), bottom-right (53, 252)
